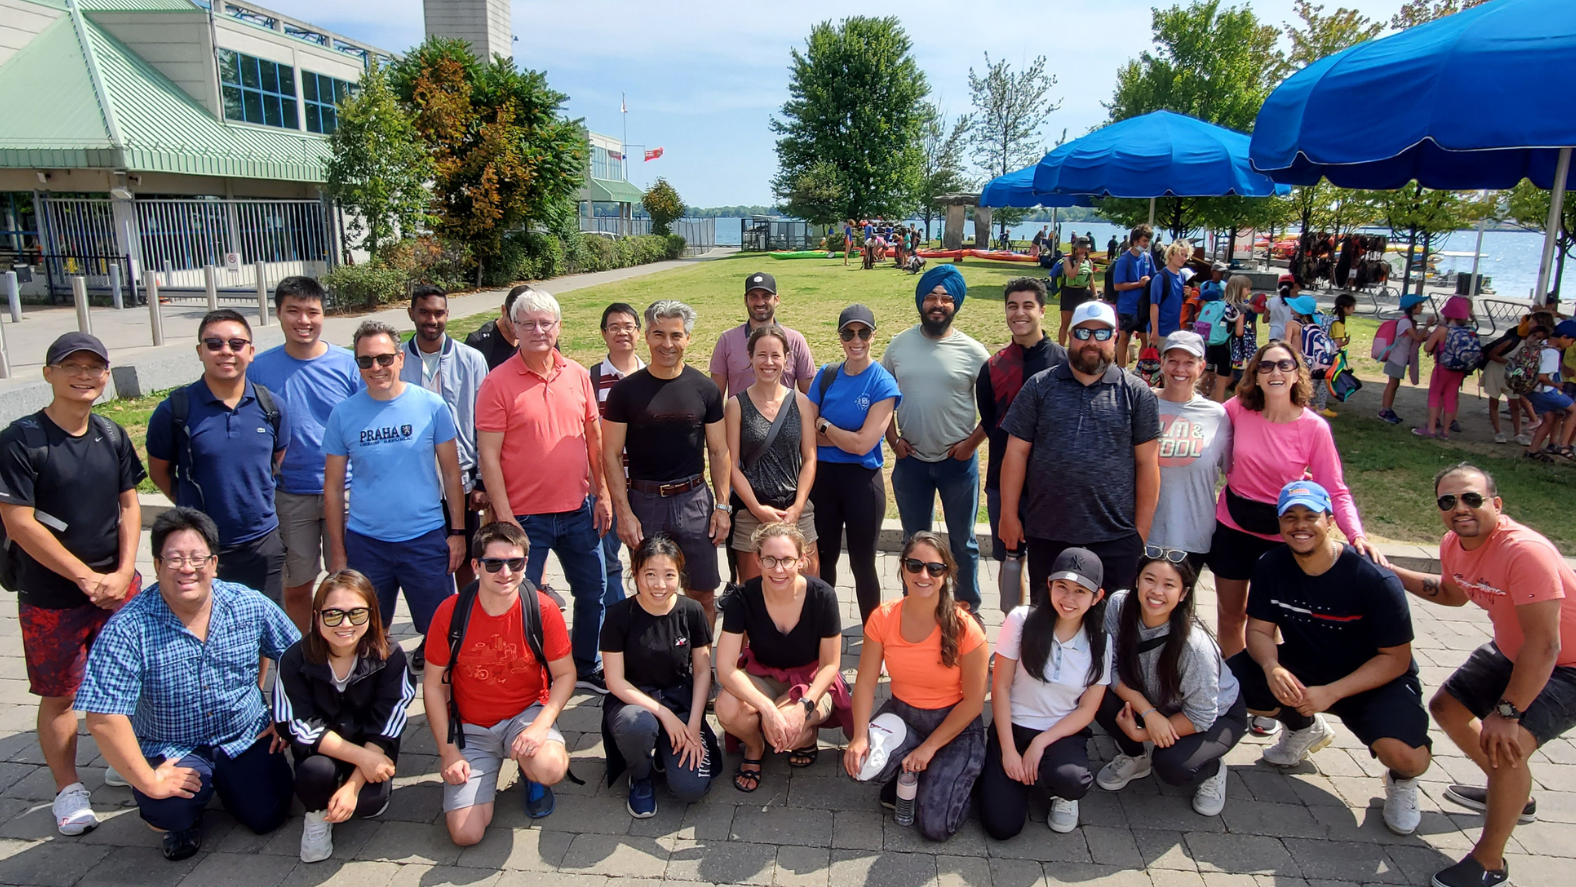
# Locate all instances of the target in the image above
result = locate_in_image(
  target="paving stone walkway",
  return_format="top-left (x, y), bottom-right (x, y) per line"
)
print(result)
top-left (0, 538), bottom-right (1570, 887)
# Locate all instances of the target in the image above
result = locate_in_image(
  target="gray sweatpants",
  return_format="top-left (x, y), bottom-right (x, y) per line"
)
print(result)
top-left (866, 697), bottom-right (986, 842)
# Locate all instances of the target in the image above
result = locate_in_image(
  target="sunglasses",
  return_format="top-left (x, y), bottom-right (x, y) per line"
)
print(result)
top-left (1256, 358), bottom-right (1299, 374)
top-left (355, 354), bottom-right (398, 369)
top-left (902, 558), bottom-right (947, 577)
top-left (479, 556), bottom-right (527, 573)
top-left (1144, 545), bottom-right (1189, 564)
top-left (318, 607), bottom-right (370, 627)
top-left (840, 327), bottom-right (874, 342)
top-left (202, 337), bottom-right (250, 353)
top-left (1071, 328), bottom-right (1114, 341)
top-left (1437, 492), bottom-right (1486, 511)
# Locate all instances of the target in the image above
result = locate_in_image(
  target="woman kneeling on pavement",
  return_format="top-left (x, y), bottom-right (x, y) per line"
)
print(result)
top-left (1095, 554), bottom-right (1246, 816)
top-left (715, 523), bottom-right (850, 792)
top-left (601, 534), bottom-right (720, 817)
top-left (274, 570), bottom-right (413, 863)
top-left (843, 531), bottom-right (988, 841)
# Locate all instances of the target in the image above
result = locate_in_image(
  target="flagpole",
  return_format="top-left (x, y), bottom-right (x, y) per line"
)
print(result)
top-left (621, 92), bottom-right (628, 181)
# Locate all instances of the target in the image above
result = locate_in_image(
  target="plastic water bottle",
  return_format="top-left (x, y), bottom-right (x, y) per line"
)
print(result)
top-left (894, 771), bottom-right (918, 826)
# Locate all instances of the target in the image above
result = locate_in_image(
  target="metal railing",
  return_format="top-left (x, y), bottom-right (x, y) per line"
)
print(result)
top-left (578, 217), bottom-right (715, 248)
top-left (740, 219), bottom-right (819, 252)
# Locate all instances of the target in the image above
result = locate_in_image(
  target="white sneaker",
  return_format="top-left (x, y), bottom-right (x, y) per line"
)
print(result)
top-left (1047, 797), bottom-right (1079, 833)
top-left (1382, 772), bottom-right (1421, 836)
top-left (300, 810), bottom-right (334, 863)
top-left (102, 766), bottom-right (129, 788)
top-left (1515, 433), bottom-right (1533, 446)
top-left (1261, 714), bottom-right (1335, 767)
top-left (1192, 759), bottom-right (1228, 816)
top-left (856, 713), bottom-right (907, 782)
top-left (1096, 751), bottom-right (1152, 791)
top-left (53, 783), bottom-right (98, 836)
top-left (1249, 716), bottom-right (1282, 737)
top-left (1494, 432), bottom-right (1509, 444)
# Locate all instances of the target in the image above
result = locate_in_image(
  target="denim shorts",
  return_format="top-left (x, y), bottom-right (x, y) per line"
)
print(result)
top-left (1525, 388), bottom-right (1574, 415)
top-left (1442, 642), bottom-right (1576, 746)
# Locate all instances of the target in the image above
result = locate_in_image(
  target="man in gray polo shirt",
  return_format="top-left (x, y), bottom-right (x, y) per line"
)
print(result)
top-left (998, 300), bottom-right (1160, 601)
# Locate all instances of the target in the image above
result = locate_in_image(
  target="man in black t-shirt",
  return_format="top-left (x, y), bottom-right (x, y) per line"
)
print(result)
top-left (0, 333), bottom-right (145, 837)
top-left (464, 284), bottom-right (526, 370)
top-left (602, 300), bottom-right (731, 624)
top-left (1226, 480), bottom-right (1432, 837)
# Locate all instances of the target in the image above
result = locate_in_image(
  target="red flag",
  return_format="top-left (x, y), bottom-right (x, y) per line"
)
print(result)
top-left (608, 150), bottom-right (623, 161)
top-left (644, 148), bottom-right (664, 161)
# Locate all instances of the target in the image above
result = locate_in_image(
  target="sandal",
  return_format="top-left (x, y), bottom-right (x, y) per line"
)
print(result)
top-left (1555, 446), bottom-right (1576, 461)
top-left (733, 757), bottom-right (763, 793)
top-left (787, 746), bottom-right (820, 768)
top-left (1526, 450), bottom-right (1556, 464)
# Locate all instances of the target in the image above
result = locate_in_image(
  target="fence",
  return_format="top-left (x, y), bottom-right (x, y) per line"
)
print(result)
top-left (739, 219), bottom-right (819, 252)
top-left (578, 217), bottom-right (716, 249)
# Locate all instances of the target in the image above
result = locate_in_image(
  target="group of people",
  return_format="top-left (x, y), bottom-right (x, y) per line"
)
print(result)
top-left (845, 218), bottom-right (925, 271)
top-left (0, 249), bottom-right (1569, 887)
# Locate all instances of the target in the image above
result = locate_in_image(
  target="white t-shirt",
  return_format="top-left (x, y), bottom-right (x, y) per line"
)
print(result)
top-left (995, 606), bottom-right (1112, 731)
top-left (1538, 346), bottom-right (1563, 394)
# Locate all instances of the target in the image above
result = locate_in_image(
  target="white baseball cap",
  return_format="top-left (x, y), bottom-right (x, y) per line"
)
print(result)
top-left (1070, 301), bottom-right (1118, 330)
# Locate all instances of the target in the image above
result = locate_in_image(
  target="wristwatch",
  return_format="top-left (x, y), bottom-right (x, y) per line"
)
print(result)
top-left (817, 418), bottom-right (832, 435)
top-left (801, 697), bottom-right (817, 716)
top-left (715, 503), bottom-right (732, 515)
top-left (1494, 698), bottom-right (1524, 721)
top-left (447, 527), bottom-right (467, 537)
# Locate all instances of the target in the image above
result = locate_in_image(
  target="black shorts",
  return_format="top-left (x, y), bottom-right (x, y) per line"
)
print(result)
top-left (1232, 653), bottom-right (1432, 753)
top-left (1059, 287), bottom-right (1094, 313)
top-left (627, 482), bottom-right (722, 592)
top-left (1118, 312), bottom-right (1144, 334)
top-left (1442, 642), bottom-right (1576, 746)
top-left (1204, 343), bottom-right (1232, 375)
top-left (1205, 520), bottom-right (1283, 582)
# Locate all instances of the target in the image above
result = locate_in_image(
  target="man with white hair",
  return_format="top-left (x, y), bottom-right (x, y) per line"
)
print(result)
top-left (475, 286), bottom-right (614, 693)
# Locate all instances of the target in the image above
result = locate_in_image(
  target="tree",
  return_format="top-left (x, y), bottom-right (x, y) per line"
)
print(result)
top-left (322, 62), bottom-right (432, 256)
top-left (967, 54), bottom-right (1058, 238)
top-left (1506, 180), bottom-right (1576, 301)
top-left (915, 103), bottom-right (972, 241)
top-left (1286, 1), bottom-right (1382, 69)
top-left (1390, 0), bottom-right (1489, 29)
top-left (641, 178), bottom-right (684, 235)
top-left (771, 17), bottom-right (930, 222)
top-left (778, 161), bottom-right (846, 229)
top-left (1371, 184), bottom-right (1492, 295)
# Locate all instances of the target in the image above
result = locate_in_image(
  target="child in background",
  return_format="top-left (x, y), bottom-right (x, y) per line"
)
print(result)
top-left (1216, 279), bottom-right (1256, 402)
top-left (1414, 296), bottom-right (1473, 439)
top-left (1312, 294), bottom-right (1356, 418)
top-left (1378, 296), bottom-right (1434, 425)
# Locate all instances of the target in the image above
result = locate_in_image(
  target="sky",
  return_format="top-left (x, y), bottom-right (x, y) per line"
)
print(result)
top-left (277, 0), bottom-right (1415, 207)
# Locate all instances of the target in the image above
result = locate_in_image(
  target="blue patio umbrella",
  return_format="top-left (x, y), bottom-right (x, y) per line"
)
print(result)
top-left (979, 165), bottom-right (1092, 209)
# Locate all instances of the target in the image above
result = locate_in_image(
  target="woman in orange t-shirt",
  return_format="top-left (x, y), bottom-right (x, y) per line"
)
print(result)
top-left (842, 531), bottom-right (988, 841)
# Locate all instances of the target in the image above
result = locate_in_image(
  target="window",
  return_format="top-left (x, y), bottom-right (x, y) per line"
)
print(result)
top-left (219, 50), bottom-right (297, 129)
top-left (303, 72), bottom-right (356, 134)
top-left (591, 145), bottom-right (622, 181)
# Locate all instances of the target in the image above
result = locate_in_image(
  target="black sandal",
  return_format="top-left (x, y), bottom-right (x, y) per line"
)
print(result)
top-left (733, 757), bottom-right (763, 793)
top-left (1526, 449), bottom-right (1556, 463)
top-left (787, 746), bottom-right (819, 768)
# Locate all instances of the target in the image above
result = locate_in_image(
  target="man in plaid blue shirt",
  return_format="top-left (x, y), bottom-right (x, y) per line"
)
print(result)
top-left (78, 507), bottom-right (300, 861)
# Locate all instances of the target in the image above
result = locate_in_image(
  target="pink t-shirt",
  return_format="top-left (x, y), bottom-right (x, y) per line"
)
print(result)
top-left (1441, 515), bottom-right (1576, 666)
top-left (1214, 398), bottom-right (1364, 542)
top-left (708, 322), bottom-right (816, 397)
top-left (474, 350), bottom-right (599, 515)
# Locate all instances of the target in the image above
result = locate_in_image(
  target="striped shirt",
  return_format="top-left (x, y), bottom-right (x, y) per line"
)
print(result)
top-left (597, 355), bottom-right (643, 475)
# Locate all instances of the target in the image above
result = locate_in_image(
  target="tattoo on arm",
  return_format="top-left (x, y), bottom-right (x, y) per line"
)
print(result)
top-left (1422, 576), bottom-right (1441, 598)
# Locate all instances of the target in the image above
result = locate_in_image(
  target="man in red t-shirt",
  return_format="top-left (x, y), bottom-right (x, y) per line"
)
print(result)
top-left (422, 523), bottom-right (575, 845)
top-left (1392, 463), bottom-right (1576, 887)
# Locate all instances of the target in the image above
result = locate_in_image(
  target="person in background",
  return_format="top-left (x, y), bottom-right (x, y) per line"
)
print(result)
top-left (1413, 295), bottom-right (1474, 440)
top-left (1052, 238), bottom-right (1096, 347)
top-left (1199, 262), bottom-right (1226, 303)
top-left (1147, 332), bottom-right (1232, 573)
top-left (77, 508), bottom-right (300, 861)
top-left (0, 332), bottom-right (144, 837)
top-left (1267, 274), bottom-right (1299, 343)
top-left (250, 276), bottom-right (363, 630)
top-left (808, 305), bottom-right (902, 623)
top-left (978, 548), bottom-right (1111, 838)
top-left (1106, 235), bottom-right (1120, 267)
top-left (1522, 320), bottom-right (1576, 463)
top-left (593, 303), bottom-right (645, 603)
top-left (883, 264), bottom-right (991, 612)
top-left (710, 272), bottom-right (816, 397)
top-left (1147, 240), bottom-right (1191, 341)
top-left (273, 570), bottom-right (412, 863)
top-left (1480, 323), bottom-right (1540, 446)
top-left (465, 285), bottom-right (525, 371)
top-left (1389, 464), bottom-right (1576, 887)
top-left (1378, 296), bottom-right (1434, 425)
top-left (843, 219), bottom-right (855, 266)
top-left (844, 532), bottom-right (988, 842)
top-left (1312, 293), bottom-right (1356, 419)
top-left (401, 285), bottom-right (489, 589)
top-left (1111, 225), bottom-right (1156, 367)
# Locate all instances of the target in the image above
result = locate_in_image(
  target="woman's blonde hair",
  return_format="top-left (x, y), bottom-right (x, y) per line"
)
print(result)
top-left (751, 521), bottom-right (806, 557)
top-left (1223, 275), bottom-right (1252, 306)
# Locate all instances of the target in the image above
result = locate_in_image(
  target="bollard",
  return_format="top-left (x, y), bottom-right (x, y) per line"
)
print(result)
top-left (204, 264), bottom-right (219, 311)
top-left (254, 262), bottom-right (270, 326)
top-left (72, 277), bottom-right (93, 335)
top-left (0, 295), bottom-right (10, 379)
top-left (145, 270), bottom-right (164, 346)
top-left (4, 270), bottom-right (19, 323)
top-left (109, 262), bottom-right (124, 310)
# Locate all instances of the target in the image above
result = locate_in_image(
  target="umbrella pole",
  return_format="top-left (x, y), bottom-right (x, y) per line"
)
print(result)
top-left (1468, 212), bottom-right (1486, 298)
top-left (1535, 147), bottom-right (1571, 307)
top-left (1148, 197), bottom-right (1156, 227)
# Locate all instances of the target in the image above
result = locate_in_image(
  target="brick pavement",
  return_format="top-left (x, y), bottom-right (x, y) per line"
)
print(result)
top-left (0, 539), bottom-right (1571, 887)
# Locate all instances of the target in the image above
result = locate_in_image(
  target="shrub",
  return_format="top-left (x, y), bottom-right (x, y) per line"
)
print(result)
top-left (380, 236), bottom-right (475, 291)
top-left (324, 262), bottom-right (409, 310)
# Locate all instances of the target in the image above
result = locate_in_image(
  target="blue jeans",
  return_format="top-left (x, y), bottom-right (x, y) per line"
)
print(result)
top-left (602, 512), bottom-right (626, 607)
top-left (133, 736), bottom-right (293, 834)
top-left (519, 496), bottom-right (607, 677)
top-left (346, 526), bottom-right (455, 636)
top-left (891, 454), bottom-right (982, 610)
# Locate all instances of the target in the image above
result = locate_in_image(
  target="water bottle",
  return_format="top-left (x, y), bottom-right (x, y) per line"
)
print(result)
top-left (894, 770), bottom-right (918, 826)
top-left (1000, 550), bottom-right (1026, 609)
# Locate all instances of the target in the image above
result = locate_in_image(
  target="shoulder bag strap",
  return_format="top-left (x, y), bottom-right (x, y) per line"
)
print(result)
top-left (741, 390), bottom-right (795, 471)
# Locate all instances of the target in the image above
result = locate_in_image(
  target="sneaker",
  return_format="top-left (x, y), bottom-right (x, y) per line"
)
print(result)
top-left (300, 810), bottom-right (333, 863)
top-left (1431, 855), bottom-right (1509, 887)
top-left (1379, 409), bottom-right (1403, 425)
top-left (524, 780), bottom-right (556, 819)
top-left (879, 777), bottom-right (898, 810)
top-left (1383, 771), bottom-right (1422, 835)
top-left (542, 584), bottom-right (568, 612)
top-left (575, 670), bottom-right (610, 695)
top-left (1096, 751), bottom-right (1152, 791)
top-left (856, 713), bottom-right (908, 782)
top-left (161, 824), bottom-right (202, 861)
top-left (627, 775), bottom-right (656, 819)
top-left (1262, 714), bottom-right (1335, 767)
top-left (1443, 784), bottom-right (1536, 823)
top-left (1494, 432), bottom-right (1509, 444)
top-left (1514, 433), bottom-right (1533, 446)
top-left (1249, 716), bottom-right (1282, 737)
top-left (410, 646), bottom-right (425, 672)
top-left (1319, 409), bottom-right (1339, 419)
top-left (52, 783), bottom-right (98, 836)
top-left (1047, 797), bottom-right (1079, 833)
top-left (103, 766), bottom-right (129, 788)
top-left (1450, 420), bottom-right (1463, 434)
top-left (1192, 759), bottom-right (1228, 817)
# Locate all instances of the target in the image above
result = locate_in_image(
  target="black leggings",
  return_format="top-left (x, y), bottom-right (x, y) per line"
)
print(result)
top-left (1094, 692), bottom-right (1248, 788)
top-left (978, 724), bottom-right (1093, 840)
top-left (292, 748), bottom-right (398, 816)
top-left (811, 462), bottom-right (886, 623)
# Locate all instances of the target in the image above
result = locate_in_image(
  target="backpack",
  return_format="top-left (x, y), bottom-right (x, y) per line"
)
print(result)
top-left (1134, 346), bottom-right (1163, 388)
top-left (1302, 322), bottom-right (1337, 374)
top-left (1438, 325), bottom-right (1483, 373)
top-left (1371, 318), bottom-right (1400, 361)
top-left (1504, 341), bottom-right (1543, 396)
top-left (815, 362), bottom-right (843, 403)
top-left (1195, 300), bottom-right (1230, 346)
top-left (0, 414), bottom-right (124, 592)
top-left (1326, 352), bottom-right (1363, 403)
top-left (444, 579), bottom-right (550, 750)
top-left (166, 383), bottom-right (281, 510)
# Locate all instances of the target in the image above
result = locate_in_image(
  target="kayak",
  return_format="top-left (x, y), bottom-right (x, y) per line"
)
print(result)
top-left (965, 249), bottom-right (1036, 262)
top-left (768, 250), bottom-right (844, 259)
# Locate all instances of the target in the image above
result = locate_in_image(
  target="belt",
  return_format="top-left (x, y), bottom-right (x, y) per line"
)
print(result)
top-left (629, 475), bottom-right (706, 497)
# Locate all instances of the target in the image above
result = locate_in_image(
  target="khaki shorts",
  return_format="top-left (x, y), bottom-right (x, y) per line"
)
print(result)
top-left (1480, 361), bottom-right (1520, 401)
top-left (739, 671), bottom-right (834, 721)
top-left (443, 704), bottom-right (566, 812)
top-left (276, 491), bottom-right (331, 588)
top-left (730, 501), bottom-right (818, 552)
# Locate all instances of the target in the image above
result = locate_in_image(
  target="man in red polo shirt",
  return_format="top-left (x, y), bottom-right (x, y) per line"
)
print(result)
top-left (475, 286), bottom-right (613, 695)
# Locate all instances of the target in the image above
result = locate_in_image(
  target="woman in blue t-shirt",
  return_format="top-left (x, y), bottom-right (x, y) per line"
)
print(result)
top-left (807, 304), bottom-right (902, 622)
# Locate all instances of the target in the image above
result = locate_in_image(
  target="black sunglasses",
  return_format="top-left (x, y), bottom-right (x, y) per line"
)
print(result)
top-left (1256, 358), bottom-right (1299, 374)
top-left (1071, 328), bottom-right (1115, 341)
top-left (355, 354), bottom-right (398, 369)
top-left (318, 607), bottom-right (370, 627)
top-left (1144, 545), bottom-right (1189, 564)
top-left (839, 327), bottom-right (874, 342)
top-left (902, 558), bottom-right (947, 577)
top-left (1437, 492), bottom-right (1486, 511)
top-left (202, 337), bottom-right (250, 353)
top-left (479, 556), bottom-right (527, 573)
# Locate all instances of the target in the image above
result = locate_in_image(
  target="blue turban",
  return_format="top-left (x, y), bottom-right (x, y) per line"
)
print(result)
top-left (916, 264), bottom-right (967, 313)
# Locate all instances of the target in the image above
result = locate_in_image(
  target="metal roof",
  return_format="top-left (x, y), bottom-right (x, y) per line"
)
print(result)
top-left (588, 177), bottom-right (643, 204)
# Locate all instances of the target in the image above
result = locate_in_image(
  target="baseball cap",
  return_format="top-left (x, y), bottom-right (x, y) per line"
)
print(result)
top-left (45, 332), bottom-right (110, 366)
top-left (1211, 261), bottom-right (1228, 272)
top-left (838, 303), bottom-right (877, 331)
top-left (1277, 479), bottom-right (1332, 516)
top-left (1070, 301), bottom-right (1117, 330)
top-left (1049, 547), bottom-right (1103, 594)
top-left (744, 272), bottom-right (777, 295)
top-left (1555, 319), bottom-right (1576, 339)
top-left (1163, 330), bottom-right (1206, 358)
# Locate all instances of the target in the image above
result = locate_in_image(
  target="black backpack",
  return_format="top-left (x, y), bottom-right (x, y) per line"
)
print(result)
top-left (0, 413), bottom-right (124, 592)
top-left (165, 383), bottom-right (282, 510)
top-left (443, 578), bottom-right (550, 750)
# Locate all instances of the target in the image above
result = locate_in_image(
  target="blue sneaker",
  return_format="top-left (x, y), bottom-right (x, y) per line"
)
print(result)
top-left (524, 780), bottom-right (555, 819)
top-left (627, 775), bottom-right (656, 819)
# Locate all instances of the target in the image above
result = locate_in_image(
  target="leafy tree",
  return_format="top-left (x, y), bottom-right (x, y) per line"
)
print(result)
top-left (779, 161), bottom-right (846, 228)
top-left (915, 103), bottom-right (972, 241)
top-left (1390, 0), bottom-right (1489, 29)
top-left (967, 54), bottom-right (1058, 238)
top-left (322, 62), bottom-right (432, 256)
top-left (1371, 184), bottom-right (1492, 295)
top-left (641, 178), bottom-right (684, 235)
top-left (1286, 1), bottom-right (1382, 69)
top-left (771, 17), bottom-right (930, 221)
top-left (1506, 180), bottom-right (1576, 301)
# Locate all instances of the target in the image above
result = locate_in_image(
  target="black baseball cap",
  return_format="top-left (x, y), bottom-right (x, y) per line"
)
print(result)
top-left (1048, 547), bottom-right (1103, 593)
top-left (45, 332), bottom-right (110, 366)
top-left (838, 303), bottom-right (876, 331)
top-left (744, 272), bottom-right (777, 295)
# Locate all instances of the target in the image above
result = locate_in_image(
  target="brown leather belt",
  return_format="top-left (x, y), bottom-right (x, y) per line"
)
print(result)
top-left (629, 474), bottom-right (706, 497)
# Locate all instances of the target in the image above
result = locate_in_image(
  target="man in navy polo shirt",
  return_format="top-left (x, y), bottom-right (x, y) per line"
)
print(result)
top-left (148, 309), bottom-right (290, 602)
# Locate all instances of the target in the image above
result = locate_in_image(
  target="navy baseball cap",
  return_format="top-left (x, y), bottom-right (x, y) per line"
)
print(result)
top-left (1277, 480), bottom-right (1332, 516)
top-left (1049, 547), bottom-right (1103, 593)
top-left (45, 332), bottom-right (110, 366)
